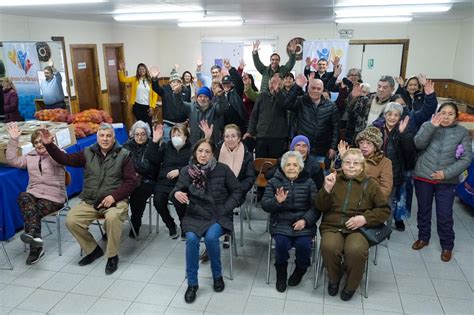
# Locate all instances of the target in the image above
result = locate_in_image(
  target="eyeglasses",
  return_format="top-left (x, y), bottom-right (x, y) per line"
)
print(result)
top-left (342, 160), bottom-right (363, 167)
top-left (32, 140), bottom-right (42, 145)
top-left (134, 133), bottom-right (147, 138)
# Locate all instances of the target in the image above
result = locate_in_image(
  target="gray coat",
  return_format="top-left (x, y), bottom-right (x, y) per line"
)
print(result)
top-left (262, 169), bottom-right (321, 237)
top-left (414, 122), bottom-right (472, 184)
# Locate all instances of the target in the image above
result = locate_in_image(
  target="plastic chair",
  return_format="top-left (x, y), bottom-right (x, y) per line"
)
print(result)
top-left (266, 233), bottom-right (317, 284)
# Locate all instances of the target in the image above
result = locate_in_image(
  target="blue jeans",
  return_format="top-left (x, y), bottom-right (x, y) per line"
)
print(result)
top-left (186, 223), bottom-right (223, 286)
top-left (273, 234), bottom-right (313, 268)
top-left (162, 124), bottom-right (172, 143)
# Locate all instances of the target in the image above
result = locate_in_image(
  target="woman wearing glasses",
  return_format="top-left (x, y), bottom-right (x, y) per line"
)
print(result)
top-left (123, 120), bottom-right (158, 237)
top-left (315, 148), bottom-right (390, 301)
top-left (5, 123), bottom-right (66, 265)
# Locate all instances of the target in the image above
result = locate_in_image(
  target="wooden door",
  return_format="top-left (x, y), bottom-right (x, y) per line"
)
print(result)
top-left (70, 45), bottom-right (101, 112)
top-left (104, 44), bottom-right (127, 124)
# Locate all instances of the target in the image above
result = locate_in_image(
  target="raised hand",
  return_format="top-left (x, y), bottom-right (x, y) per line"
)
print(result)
top-left (417, 73), bottom-right (427, 86)
top-left (275, 187), bottom-right (289, 204)
top-left (174, 63), bottom-right (180, 70)
top-left (39, 128), bottom-right (54, 144)
top-left (395, 76), bottom-right (404, 87)
top-left (351, 83), bottom-right (363, 98)
top-left (333, 64), bottom-right (342, 78)
top-left (149, 65), bottom-right (160, 78)
top-left (47, 59), bottom-right (54, 67)
top-left (323, 171), bottom-right (337, 193)
top-left (288, 39), bottom-right (297, 52)
top-left (328, 148), bottom-right (337, 160)
top-left (196, 58), bottom-right (203, 69)
top-left (338, 140), bottom-right (349, 157)
top-left (252, 40), bottom-right (260, 52)
top-left (223, 59), bottom-right (231, 69)
top-left (305, 56), bottom-right (312, 67)
top-left (295, 73), bottom-right (308, 88)
top-left (399, 115), bottom-right (410, 133)
top-left (152, 124), bottom-right (164, 143)
top-left (198, 120), bottom-right (213, 139)
top-left (6, 122), bottom-right (21, 140)
top-left (171, 81), bottom-right (182, 94)
top-left (424, 79), bottom-right (435, 95)
top-left (242, 132), bottom-right (254, 140)
top-left (332, 56), bottom-right (340, 66)
top-left (239, 59), bottom-right (246, 70)
top-left (309, 71), bottom-right (315, 80)
top-left (118, 60), bottom-right (125, 71)
top-left (431, 112), bottom-right (443, 127)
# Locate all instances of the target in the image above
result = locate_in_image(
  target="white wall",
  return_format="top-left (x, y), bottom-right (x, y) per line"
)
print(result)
top-left (1, 13), bottom-right (472, 96)
top-left (452, 18), bottom-right (474, 85)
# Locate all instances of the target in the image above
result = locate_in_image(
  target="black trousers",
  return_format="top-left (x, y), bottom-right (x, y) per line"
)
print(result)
top-left (255, 138), bottom-right (288, 159)
top-left (129, 182), bottom-right (154, 229)
top-left (132, 103), bottom-right (152, 130)
top-left (154, 190), bottom-right (187, 229)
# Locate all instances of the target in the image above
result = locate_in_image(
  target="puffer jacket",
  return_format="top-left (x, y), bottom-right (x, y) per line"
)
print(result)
top-left (365, 152), bottom-right (393, 201)
top-left (6, 138), bottom-right (66, 204)
top-left (145, 140), bottom-right (192, 194)
top-left (280, 85), bottom-right (340, 155)
top-left (123, 138), bottom-right (157, 184)
top-left (170, 162), bottom-right (242, 237)
top-left (414, 121), bottom-right (472, 184)
top-left (247, 90), bottom-right (289, 139)
top-left (262, 169), bottom-right (320, 237)
top-left (315, 171), bottom-right (391, 235)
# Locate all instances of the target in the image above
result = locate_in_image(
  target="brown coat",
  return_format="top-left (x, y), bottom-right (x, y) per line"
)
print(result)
top-left (315, 171), bottom-right (390, 235)
top-left (365, 153), bottom-right (393, 202)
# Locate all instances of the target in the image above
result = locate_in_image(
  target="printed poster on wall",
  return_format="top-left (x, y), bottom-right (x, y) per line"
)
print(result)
top-left (3, 42), bottom-right (42, 120)
top-left (302, 39), bottom-right (350, 80)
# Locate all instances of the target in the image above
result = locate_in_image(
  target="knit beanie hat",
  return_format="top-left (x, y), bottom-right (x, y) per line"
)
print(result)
top-left (290, 135), bottom-right (311, 152)
top-left (169, 68), bottom-right (182, 83)
top-left (197, 86), bottom-right (212, 99)
top-left (355, 126), bottom-right (383, 150)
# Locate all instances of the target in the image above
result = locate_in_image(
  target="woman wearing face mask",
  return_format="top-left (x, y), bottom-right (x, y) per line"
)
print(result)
top-left (262, 151), bottom-right (320, 293)
top-left (316, 148), bottom-right (390, 301)
top-left (6, 123), bottom-right (66, 265)
top-left (123, 121), bottom-right (157, 237)
top-left (170, 138), bottom-right (241, 303)
top-left (412, 102), bottom-right (471, 262)
top-left (145, 123), bottom-right (192, 239)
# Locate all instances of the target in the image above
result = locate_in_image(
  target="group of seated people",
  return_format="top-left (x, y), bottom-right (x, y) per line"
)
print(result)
top-left (5, 43), bottom-right (472, 304)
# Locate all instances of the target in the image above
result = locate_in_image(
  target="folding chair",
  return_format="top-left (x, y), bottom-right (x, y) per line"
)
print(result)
top-left (0, 242), bottom-right (13, 270)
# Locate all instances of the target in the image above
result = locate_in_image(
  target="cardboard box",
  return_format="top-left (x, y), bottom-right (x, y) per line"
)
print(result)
top-left (459, 122), bottom-right (474, 138)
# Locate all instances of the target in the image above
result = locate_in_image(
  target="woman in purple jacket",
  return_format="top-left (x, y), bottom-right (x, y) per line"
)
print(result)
top-left (2, 78), bottom-right (23, 122)
top-left (6, 123), bottom-right (66, 265)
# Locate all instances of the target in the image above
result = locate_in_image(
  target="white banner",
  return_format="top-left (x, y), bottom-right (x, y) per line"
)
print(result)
top-left (201, 41), bottom-right (244, 76)
top-left (3, 42), bottom-right (42, 120)
top-left (302, 39), bottom-right (350, 79)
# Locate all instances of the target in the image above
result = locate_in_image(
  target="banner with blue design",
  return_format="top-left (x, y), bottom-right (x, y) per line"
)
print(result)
top-left (302, 39), bottom-right (350, 80)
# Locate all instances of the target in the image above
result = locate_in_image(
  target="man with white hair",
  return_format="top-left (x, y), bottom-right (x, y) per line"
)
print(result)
top-left (42, 123), bottom-right (137, 275)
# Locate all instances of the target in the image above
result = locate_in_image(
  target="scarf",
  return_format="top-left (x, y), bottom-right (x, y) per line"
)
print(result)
top-left (218, 142), bottom-right (245, 177)
top-left (188, 157), bottom-right (217, 190)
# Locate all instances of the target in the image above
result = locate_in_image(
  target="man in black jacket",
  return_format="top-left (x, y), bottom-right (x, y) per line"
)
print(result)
top-left (221, 59), bottom-right (248, 135)
top-left (280, 76), bottom-right (339, 168)
top-left (304, 57), bottom-right (342, 91)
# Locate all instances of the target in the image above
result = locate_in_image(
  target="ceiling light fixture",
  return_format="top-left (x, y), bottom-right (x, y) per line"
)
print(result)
top-left (336, 0), bottom-right (452, 7)
top-left (335, 4), bottom-right (452, 17)
top-left (114, 12), bottom-right (204, 21)
top-left (113, 5), bottom-right (203, 15)
top-left (178, 17), bottom-right (244, 28)
top-left (335, 16), bottom-right (413, 23)
top-left (0, 0), bottom-right (105, 5)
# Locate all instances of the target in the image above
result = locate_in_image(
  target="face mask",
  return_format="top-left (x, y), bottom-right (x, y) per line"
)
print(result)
top-left (171, 136), bottom-right (185, 149)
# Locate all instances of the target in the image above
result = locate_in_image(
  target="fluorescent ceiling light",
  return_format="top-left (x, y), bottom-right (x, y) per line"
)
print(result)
top-left (335, 4), bottom-right (452, 17)
top-left (335, 16), bottom-right (413, 23)
top-left (113, 5), bottom-right (202, 14)
top-left (178, 18), bottom-right (244, 28)
top-left (336, 0), bottom-right (452, 6)
top-left (114, 12), bottom-right (204, 21)
top-left (0, 0), bottom-right (105, 5)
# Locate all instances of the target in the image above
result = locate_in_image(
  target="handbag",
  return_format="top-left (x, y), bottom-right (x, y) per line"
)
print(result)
top-left (356, 178), bottom-right (392, 246)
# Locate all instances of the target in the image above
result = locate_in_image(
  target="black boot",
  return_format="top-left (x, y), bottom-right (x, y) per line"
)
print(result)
top-left (275, 264), bottom-right (288, 292)
top-left (288, 265), bottom-right (307, 286)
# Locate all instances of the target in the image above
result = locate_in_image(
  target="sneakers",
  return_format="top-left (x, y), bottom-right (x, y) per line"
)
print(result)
top-left (26, 247), bottom-right (45, 265)
top-left (20, 233), bottom-right (43, 248)
top-left (78, 245), bottom-right (104, 266)
top-left (395, 220), bottom-right (405, 232)
top-left (169, 225), bottom-right (179, 239)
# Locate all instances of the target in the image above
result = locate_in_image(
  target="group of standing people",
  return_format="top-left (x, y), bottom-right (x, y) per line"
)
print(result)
top-left (4, 41), bottom-right (472, 304)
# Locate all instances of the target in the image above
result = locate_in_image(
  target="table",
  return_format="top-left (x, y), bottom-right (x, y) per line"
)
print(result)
top-left (456, 157), bottom-right (474, 209)
top-left (0, 126), bottom-right (127, 241)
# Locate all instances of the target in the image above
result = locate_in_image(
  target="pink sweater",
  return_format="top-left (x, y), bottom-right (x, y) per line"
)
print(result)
top-left (6, 138), bottom-right (66, 204)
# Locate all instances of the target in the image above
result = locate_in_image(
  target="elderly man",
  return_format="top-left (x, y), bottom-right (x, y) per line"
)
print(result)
top-left (280, 76), bottom-right (339, 167)
top-left (252, 40), bottom-right (297, 93)
top-left (42, 123), bottom-right (137, 275)
top-left (345, 75), bottom-right (395, 145)
top-left (40, 59), bottom-right (66, 109)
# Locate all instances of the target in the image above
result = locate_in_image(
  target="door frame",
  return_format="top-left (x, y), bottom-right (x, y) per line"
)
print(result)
top-left (102, 43), bottom-right (125, 112)
top-left (349, 39), bottom-right (410, 78)
top-left (69, 44), bottom-right (102, 110)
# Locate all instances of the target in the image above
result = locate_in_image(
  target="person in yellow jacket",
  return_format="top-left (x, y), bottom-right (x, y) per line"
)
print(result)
top-left (118, 61), bottom-right (158, 129)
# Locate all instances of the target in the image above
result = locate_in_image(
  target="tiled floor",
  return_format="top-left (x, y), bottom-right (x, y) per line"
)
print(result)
top-left (1, 196), bottom-right (473, 314)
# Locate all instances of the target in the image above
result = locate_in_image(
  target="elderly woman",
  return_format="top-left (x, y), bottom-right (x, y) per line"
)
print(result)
top-left (316, 148), bottom-right (390, 301)
top-left (6, 123), bottom-right (66, 265)
top-left (170, 138), bottom-right (241, 303)
top-left (262, 151), bottom-right (320, 292)
top-left (412, 102), bottom-right (472, 262)
top-left (145, 123), bottom-right (192, 239)
top-left (123, 121), bottom-right (157, 237)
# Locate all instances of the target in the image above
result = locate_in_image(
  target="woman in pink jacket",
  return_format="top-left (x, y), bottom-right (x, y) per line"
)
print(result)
top-left (6, 123), bottom-right (66, 265)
